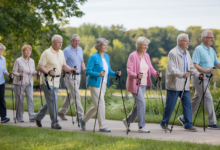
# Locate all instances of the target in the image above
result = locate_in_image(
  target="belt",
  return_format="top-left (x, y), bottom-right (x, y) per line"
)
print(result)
top-left (206, 75), bottom-right (210, 78)
top-left (66, 72), bottom-right (80, 75)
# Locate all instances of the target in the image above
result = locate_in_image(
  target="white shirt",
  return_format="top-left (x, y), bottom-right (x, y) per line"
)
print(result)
top-left (102, 58), bottom-right (108, 83)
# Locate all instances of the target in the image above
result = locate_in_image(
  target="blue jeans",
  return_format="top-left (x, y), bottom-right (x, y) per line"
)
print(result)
top-left (160, 90), bottom-right (193, 129)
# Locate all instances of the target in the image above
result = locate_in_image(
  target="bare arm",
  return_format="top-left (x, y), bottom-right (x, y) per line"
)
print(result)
top-left (62, 65), bottom-right (76, 73)
top-left (194, 63), bottom-right (215, 74)
top-left (215, 63), bottom-right (220, 69)
top-left (37, 64), bottom-right (49, 74)
top-left (81, 61), bottom-right (86, 71)
top-left (4, 72), bottom-right (9, 77)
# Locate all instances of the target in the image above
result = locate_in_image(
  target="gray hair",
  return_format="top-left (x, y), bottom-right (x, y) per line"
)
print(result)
top-left (177, 33), bottom-right (188, 45)
top-left (0, 43), bottom-right (6, 50)
top-left (201, 30), bottom-right (213, 40)
top-left (52, 35), bottom-right (63, 42)
top-left (135, 36), bottom-right (150, 49)
top-left (70, 34), bottom-right (80, 41)
top-left (95, 38), bottom-right (108, 51)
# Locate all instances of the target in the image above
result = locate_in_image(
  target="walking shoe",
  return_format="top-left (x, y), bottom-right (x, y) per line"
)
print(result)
top-left (185, 126), bottom-right (197, 132)
top-left (57, 112), bottom-right (67, 121)
top-left (207, 124), bottom-right (220, 130)
top-left (51, 124), bottom-right (62, 129)
top-left (122, 119), bottom-right (130, 131)
top-left (1, 116), bottom-right (10, 123)
top-left (160, 124), bottom-right (171, 131)
top-left (178, 116), bottom-right (185, 127)
top-left (79, 117), bottom-right (86, 130)
top-left (99, 127), bottom-right (111, 132)
top-left (36, 120), bottom-right (42, 127)
top-left (138, 127), bottom-right (150, 133)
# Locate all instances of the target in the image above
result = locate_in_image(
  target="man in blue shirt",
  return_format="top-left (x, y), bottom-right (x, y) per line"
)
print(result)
top-left (58, 34), bottom-right (86, 121)
top-left (0, 43), bottom-right (13, 123)
top-left (179, 30), bottom-right (220, 129)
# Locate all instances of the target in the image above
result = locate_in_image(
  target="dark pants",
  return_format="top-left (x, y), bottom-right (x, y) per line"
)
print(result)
top-left (0, 83), bottom-right (6, 118)
top-left (160, 90), bottom-right (193, 129)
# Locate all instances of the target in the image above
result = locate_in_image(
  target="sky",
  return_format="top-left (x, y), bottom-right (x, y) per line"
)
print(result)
top-left (66, 0), bottom-right (220, 31)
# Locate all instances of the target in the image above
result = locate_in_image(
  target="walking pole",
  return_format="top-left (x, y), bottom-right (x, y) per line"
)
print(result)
top-left (170, 71), bottom-right (189, 133)
top-left (16, 71), bottom-right (23, 121)
top-left (72, 66), bottom-right (80, 128)
top-left (85, 73), bottom-right (88, 112)
top-left (116, 69), bottom-right (130, 134)
top-left (202, 79), bottom-right (205, 132)
top-left (127, 72), bottom-right (143, 135)
top-left (156, 72), bottom-right (167, 133)
top-left (37, 71), bottom-right (43, 107)
top-left (51, 68), bottom-right (59, 130)
top-left (9, 74), bottom-right (16, 123)
top-left (93, 70), bottom-right (105, 133)
top-left (193, 68), bottom-right (215, 127)
top-left (63, 71), bottom-right (74, 125)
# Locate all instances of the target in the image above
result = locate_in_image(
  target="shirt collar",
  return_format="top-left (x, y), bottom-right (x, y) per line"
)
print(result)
top-left (201, 43), bottom-right (210, 50)
top-left (21, 55), bottom-right (30, 63)
top-left (50, 46), bottom-right (59, 53)
top-left (70, 45), bottom-right (78, 51)
top-left (177, 45), bottom-right (186, 55)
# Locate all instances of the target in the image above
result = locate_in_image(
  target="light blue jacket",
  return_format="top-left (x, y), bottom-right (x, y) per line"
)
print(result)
top-left (86, 52), bottom-right (116, 87)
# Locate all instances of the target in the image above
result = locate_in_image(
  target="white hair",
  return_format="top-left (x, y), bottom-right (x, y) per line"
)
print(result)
top-left (135, 36), bottom-right (150, 49)
top-left (201, 30), bottom-right (213, 40)
top-left (70, 34), bottom-right (80, 41)
top-left (95, 38), bottom-right (108, 51)
top-left (177, 33), bottom-right (188, 45)
top-left (52, 35), bottom-right (63, 42)
top-left (0, 43), bottom-right (6, 50)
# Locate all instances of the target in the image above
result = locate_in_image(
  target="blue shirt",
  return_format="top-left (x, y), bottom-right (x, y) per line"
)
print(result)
top-left (86, 52), bottom-right (117, 87)
top-left (0, 56), bottom-right (8, 84)
top-left (63, 45), bottom-right (84, 73)
top-left (178, 46), bottom-right (188, 73)
top-left (192, 43), bottom-right (220, 76)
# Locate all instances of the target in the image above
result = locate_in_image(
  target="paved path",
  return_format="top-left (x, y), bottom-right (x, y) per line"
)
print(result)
top-left (2, 110), bottom-right (220, 145)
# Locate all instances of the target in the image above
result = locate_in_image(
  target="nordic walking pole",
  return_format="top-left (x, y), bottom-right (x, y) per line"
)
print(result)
top-left (127, 72), bottom-right (143, 135)
top-left (9, 74), bottom-right (16, 123)
top-left (37, 71), bottom-right (43, 107)
top-left (63, 71), bottom-right (74, 125)
top-left (202, 79), bottom-right (205, 132)
top-left (116, 69), bottom-right (130, 134)
top-left (85, 73), bottom-right (88, 112)
top-left (170, 71), bottom-right (189, 133)
top-left (16, 71), bottom-right (23, 121)
top-left (193, 68), bottom-right (215, 126)
top-left (72, 66), bottom-right (80, 128)
top-left (93, 70), bottom-right (105, 133)
top-left (157, 72), bottom-right (167, 133)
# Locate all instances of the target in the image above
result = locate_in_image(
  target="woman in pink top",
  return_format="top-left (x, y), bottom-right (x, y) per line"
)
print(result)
top-left (13, 45), bottom-right (39, 122)
top-left (123, 36), bottom-right (162, 133)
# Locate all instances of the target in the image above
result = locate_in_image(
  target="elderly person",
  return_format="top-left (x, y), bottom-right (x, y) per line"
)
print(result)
top-left (179, 30), bottom-right (220, 129)
top-left (12, 45), bottom-right (39, 122)
top-left (0, 43), bottom-right (13, 123)
top-left (58, 34), bottom-right (86, 121)
top-left (79, 38), bottom-right (121, 132)
top-left (122, 36), bottom-right (161, 133)
top-left (35, 35), bottom-right (76, 129)
top-left (160, 33), bottom-right (205, 132)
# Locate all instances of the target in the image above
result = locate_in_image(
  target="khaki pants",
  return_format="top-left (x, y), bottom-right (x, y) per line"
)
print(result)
top-left (82, 82), bottom-right (107, 129)
top-left (58, 74), bottom-right (84, 117)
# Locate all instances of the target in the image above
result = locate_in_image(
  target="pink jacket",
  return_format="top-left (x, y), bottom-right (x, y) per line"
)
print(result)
top-left (126, 50), bottom-right (158, 94)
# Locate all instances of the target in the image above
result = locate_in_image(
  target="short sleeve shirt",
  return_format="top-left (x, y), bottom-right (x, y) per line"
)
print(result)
top-left (0, 56), bottom-right (8, 85)
top-left (192, 43), bottom-right (220, 76)
top-left (63, 45), bottom-right (84, 73)
top-left (38, 46), bottom-right (66, 88)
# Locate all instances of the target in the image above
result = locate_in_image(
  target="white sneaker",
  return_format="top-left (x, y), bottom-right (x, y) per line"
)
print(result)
top-left (138, 127), bottom-right (150, 133)
top-left (122, 119), bottom-right (130, 131)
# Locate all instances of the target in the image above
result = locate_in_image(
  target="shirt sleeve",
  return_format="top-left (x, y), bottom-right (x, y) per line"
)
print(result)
top-left (192, 48), bottom-right (200, 64)
top-left (3, 58), bottom-right (7, 73)
top-left (38, 51), bottom-right (48, 66)
top-left (213, 50), bottom-right (220, 65)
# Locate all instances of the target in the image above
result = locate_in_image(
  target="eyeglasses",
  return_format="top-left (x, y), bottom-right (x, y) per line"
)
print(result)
top-left (181, 40), bottom-right (190, 43)
top-left (205, 37), bottom-right (214, 40)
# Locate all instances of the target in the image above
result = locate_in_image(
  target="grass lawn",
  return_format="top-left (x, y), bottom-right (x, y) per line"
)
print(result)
top-left (0, 125), bottom-right (219, 150)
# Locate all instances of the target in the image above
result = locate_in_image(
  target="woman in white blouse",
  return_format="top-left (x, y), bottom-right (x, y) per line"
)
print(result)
top-left (13, 45), bottom-right (39, 122)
